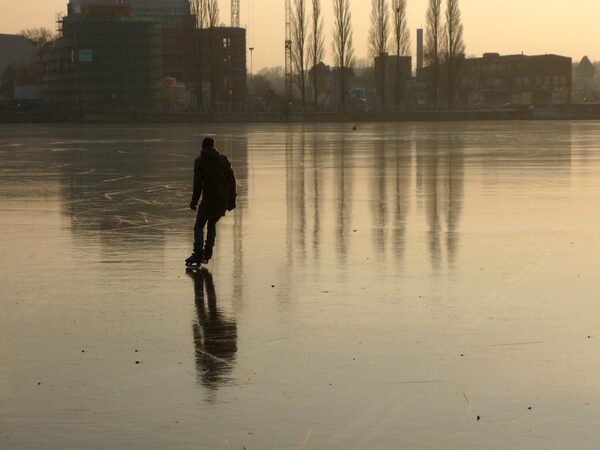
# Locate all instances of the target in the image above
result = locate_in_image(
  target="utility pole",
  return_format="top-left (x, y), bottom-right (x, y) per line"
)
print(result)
top-left (232, 0), bottom-right (240, 27)
top-left (249, 47), bottom-right (254, 80)
top-left (285, 0), bottom-right (293, 102)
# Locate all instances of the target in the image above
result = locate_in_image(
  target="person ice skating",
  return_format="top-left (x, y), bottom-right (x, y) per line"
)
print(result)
top-left (186, 137), bottom-right (237, 267)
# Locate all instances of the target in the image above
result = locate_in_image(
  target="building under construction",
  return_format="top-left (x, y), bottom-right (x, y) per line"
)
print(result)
top-left (196, 27), bottom-right (247, 107)
top-left (40, 0), bottom-right (247, 113)
top-left (68, 0), bottom-right (195, 89)
top-left (41, 3), bottom-right (162, 112)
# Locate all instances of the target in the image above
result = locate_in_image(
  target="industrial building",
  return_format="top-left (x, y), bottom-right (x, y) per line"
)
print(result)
top-left (40, 3), bottom-right (163, 112)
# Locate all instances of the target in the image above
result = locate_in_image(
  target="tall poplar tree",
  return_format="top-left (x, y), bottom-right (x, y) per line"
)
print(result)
top-left (369, 0), bottom-right (390, 108)
top-left (308, 0), bottom-right (325, 107)
top-left (425, 0), bottom-right (442, 107)
top-left (292, 0), bottom-right (308, 108)
top-left (332, 0), bottom-right (355, 108)
top-left (444, 0), bottom-right (465, 109)
top-left (391, 0), bottom-right (410, 109)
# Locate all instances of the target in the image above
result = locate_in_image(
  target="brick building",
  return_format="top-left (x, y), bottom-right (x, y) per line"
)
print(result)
top-left (419, 52), bottom-right (572, 108)
top-left (459, 53), bottom-right (572, 107)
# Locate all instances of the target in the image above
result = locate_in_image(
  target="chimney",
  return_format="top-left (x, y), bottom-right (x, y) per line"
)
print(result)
top-left (417, 29), bottom-right (424, 75)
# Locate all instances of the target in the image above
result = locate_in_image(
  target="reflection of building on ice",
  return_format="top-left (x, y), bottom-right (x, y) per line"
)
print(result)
top-left (187, 269), bottom-right (238, 401)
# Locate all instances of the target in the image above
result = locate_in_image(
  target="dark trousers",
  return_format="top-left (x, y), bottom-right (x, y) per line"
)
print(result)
top-left (194, 213), bottom-right (220, 255)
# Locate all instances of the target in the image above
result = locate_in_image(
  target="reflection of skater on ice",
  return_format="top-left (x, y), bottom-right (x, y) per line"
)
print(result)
top-left (187, 268), bottom-right (238, 393)
top-left (186, 137), bottom-right (237, 267)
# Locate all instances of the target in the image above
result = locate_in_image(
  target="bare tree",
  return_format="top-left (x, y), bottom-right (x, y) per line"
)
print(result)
top-left (14, 28), bottom-right (55, 95)
top-left (425, 0), bottom-right (442, 107)
top-left (292, 0), bottom-right (308, 108)
top-left (20, 28), bottom-right (56, 48)
top-left (308, 0), bottom-right (325, 107)
top-left (369, 0), bottom-right (389, 108)
top-left (391, 0), bottom-right (410, 109)
top-left (190, 0), bottom-right (208, 29)
top-left (206, 0), bottom-right (219, 26)
top-left (332, 0), bottom-right (355, 108)
top-left (444, 0), bottom-right (465, 109)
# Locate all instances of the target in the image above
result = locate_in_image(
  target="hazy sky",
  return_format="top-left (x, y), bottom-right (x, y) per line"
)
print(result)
top-left (1, 0), bottom-right (599, 69)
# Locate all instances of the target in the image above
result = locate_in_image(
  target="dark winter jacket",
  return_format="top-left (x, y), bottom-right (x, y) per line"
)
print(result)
top-left (191, 147), bottom-right (237, 219)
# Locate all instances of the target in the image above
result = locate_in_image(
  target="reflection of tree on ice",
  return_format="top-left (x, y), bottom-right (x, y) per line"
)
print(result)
top-left (417, 132), bottom-right (465, 271)
top-left (187, 268), bottom-right (238, 398)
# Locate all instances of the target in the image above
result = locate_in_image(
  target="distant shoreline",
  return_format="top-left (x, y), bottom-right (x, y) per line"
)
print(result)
top-left (1, 106), bottom-right (599, 124)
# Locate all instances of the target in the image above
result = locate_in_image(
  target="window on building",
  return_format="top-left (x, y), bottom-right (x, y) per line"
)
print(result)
top-left (223, 38), bottom-right (231, 49)
top-left (164, 54), bottom-right (183, 65)
top-left (163, 36), bottom-right (179, 48)
top-left (553, 75), bottom-right (559, 86)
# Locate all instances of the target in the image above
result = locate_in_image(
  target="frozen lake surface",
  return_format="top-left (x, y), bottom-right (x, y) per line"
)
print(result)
top-left (1, 121), bottom-right (600, 449)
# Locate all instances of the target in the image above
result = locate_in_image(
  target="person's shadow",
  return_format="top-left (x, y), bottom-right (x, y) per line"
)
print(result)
top-left (186, 268), bottom-right (238, 397)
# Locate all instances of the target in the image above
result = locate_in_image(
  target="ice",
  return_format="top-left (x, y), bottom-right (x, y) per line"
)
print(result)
top-left (1, 122), bottom-right (600, 449)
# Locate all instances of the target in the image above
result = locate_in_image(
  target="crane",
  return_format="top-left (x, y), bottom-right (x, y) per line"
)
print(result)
top-left (231, 0), bottom-right (240, 27)
top-left (284, 0), bottom-right (293, 102)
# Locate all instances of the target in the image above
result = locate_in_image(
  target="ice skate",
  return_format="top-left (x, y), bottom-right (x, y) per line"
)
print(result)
top-left (201, 247), bottom-right (213, 264)
top-left (185, 252), bottom-right (203, 268)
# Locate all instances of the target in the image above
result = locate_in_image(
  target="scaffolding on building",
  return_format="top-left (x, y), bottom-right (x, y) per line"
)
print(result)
top-left (41, 12), bottom-right (163, 113)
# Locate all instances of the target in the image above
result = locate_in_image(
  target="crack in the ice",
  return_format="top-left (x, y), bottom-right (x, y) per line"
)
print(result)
top-left (101, 175), bottom-right (132, 183)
